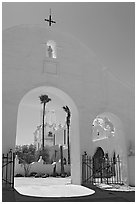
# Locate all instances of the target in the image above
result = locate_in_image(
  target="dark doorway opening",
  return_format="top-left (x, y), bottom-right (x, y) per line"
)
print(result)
top-left (92, 147), bottom-right (104, 180)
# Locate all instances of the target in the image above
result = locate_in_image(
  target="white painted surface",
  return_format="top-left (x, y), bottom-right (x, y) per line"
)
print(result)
top-left (128, 156), bottom-right (135, 186)
top-left (3, 25), bottom-right (134, 186)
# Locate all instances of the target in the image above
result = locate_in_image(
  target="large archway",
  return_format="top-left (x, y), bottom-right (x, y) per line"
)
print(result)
top-left (16, 86), bottom-right (81, 185)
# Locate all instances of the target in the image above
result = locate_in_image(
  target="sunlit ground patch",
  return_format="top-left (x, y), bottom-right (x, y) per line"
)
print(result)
top-left (96, 183), bottom-right (135, 191)
top-left (14, 177), bottom-right (95, 197)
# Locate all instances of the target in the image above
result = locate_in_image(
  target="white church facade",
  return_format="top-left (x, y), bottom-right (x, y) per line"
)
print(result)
top-left (33, 123), bottom-right (67, 150)
top-left (2, 25), bottom-right (135, 186)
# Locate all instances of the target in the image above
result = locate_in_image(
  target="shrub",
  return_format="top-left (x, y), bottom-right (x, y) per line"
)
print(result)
top-left (15, 173), bottom-right (24, 177)
top-left (41, 174), bottom-right (49, 178)
top-left (29, 172), bottom-right (37, 177)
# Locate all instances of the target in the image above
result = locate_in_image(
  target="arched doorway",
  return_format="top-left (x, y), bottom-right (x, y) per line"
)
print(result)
top-left (92, 147), bottom-right (104, 181)
top-left (93, 147), bottom-right (104, 159)
top-left (15, 86), bottom-right (80, 186)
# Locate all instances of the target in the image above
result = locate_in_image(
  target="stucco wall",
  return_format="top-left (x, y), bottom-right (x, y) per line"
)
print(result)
top-left (2, 25), bottom-right (104, 153)
top-left (3, 25), bottom-right (134, 185)
top-left (128, 156), bottom-right (135, 186)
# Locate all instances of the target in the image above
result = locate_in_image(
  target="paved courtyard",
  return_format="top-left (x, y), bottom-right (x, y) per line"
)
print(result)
top-left (14, 177), bottom-right (95, 197)
top-left (3, 179), bottom-right (135, 202)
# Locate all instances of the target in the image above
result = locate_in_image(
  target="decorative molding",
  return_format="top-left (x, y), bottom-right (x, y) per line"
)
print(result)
top-left (43, 59), bottom-right (59, 75)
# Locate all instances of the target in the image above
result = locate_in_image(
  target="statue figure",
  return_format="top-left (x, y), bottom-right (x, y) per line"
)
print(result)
top-left (48, 45), bottom-right (53, 58)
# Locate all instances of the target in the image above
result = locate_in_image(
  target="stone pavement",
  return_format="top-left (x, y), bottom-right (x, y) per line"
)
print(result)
top-left (13, 177), bottom-right (95, 197)
top-left (2, 183), bottom-right (135, 202)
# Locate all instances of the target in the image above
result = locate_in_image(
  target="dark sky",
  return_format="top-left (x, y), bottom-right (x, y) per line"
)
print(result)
top-left (2, 2), bottom-right (135, 87)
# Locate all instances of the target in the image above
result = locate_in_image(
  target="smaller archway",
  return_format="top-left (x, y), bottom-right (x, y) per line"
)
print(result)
top-left (93, 147), bottom-right (104, 159)
top-left (92, 112), bottom-right (129, 184)
top-left (92, 147), bottom-right (105, 180)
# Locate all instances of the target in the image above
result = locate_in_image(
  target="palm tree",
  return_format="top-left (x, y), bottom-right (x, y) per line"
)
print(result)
top-left (62, 105), bottom-right (71, 164)
top-left (39, 94), bottom-right (51, 151)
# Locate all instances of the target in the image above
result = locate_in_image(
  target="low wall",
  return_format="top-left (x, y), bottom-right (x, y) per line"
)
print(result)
top-left (14, 156), bottom-right (70, 176)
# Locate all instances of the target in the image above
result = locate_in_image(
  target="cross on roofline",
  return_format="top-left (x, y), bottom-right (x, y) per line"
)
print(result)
top-left (45, 9), bottom-right (56, 26)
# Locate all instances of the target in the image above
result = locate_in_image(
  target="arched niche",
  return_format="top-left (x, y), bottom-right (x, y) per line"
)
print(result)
top-left (92, 116), bottom-right (115, 142)
top-left (46, 40), bottom-right (57, 59)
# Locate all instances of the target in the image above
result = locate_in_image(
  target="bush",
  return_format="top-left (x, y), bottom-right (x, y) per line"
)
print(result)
top-left (15, 174), bottom-right (24, 177)
top-left (29, 172), bottom-right (37, 177)
top-left (41, 174), bottom-right (49, 178)
top-left (34, 173), bottom-right (41, 178)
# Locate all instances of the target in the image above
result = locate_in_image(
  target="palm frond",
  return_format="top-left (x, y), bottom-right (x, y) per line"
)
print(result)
top-left (63, 105), bottom-right (71, 115)
top-left (39, 94), bottom-right (51, 104)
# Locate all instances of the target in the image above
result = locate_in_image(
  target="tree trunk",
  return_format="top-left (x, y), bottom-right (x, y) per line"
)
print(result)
top-left (53, 134), bottom-right (55, 145)
top-left (67, 125), bottom-right (70, 164)
top-left (42, 103), bottom-right (46, 151)
top-left (60, 145), bottom-right (64, 175)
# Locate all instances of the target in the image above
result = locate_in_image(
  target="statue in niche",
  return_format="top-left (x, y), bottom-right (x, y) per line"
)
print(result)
top-left (47, 45), bottom-right (53, 58)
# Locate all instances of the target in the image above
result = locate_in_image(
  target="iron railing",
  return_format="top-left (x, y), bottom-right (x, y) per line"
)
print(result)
top-left (82, 151), bottom-right (123, 185)
top-left (2, 149), bottom-right (15, 188)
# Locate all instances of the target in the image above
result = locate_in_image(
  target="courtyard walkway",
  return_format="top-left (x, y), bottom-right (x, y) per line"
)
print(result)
top-left (14, 177), bottom-right (95, 197)
top-left (2, 177), bottom-right (135, 202)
